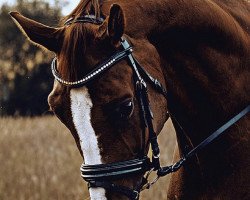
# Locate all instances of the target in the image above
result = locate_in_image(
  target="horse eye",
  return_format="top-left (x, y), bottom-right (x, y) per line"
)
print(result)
top-left (115, 99), bottom-right (134, 119)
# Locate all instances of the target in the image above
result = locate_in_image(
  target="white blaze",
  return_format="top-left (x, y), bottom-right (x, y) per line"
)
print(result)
top-left (70, 87), bottom-right (107, 200)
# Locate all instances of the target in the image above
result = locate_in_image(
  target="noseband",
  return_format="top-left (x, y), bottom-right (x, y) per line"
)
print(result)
top-left (51, 16), bottom-right (250, 200)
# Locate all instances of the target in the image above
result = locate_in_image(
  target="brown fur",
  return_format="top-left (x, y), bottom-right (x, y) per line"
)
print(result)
top-left (10, 0), bottom-right (249, 199)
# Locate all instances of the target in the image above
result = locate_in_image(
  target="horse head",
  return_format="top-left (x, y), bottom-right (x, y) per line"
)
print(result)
top-left (10, 3), bottom-right (168, 200)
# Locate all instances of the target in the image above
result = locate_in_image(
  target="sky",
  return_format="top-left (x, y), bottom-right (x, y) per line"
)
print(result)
top-left (0, 0), bottom-right (79, 15)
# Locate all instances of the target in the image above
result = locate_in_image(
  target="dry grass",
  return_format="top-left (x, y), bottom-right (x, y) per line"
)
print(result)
top-left (0, 117), bottom-right (176, 200)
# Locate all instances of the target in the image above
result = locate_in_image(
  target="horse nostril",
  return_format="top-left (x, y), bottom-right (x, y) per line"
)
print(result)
top-left (48, 94), bottom-right (53, 108)
top-left (48, 102), bottom-right (55, 112)
top-left (48, 93), bottom-right (58, 112)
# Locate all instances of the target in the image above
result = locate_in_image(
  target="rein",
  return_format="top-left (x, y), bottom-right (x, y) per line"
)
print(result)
top-left (51, 16), bottom-right (250, 200)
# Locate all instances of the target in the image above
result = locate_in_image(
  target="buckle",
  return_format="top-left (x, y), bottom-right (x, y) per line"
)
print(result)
top-left (140, 168), bottom-right (160, 191)
top-left (133, 191), bottom-right (139, 200)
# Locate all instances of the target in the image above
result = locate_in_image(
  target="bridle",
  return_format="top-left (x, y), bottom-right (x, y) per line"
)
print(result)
top-left (51, 33), bottom-right (168, 199)
top-left (51, 15), bottom-right (250, 200)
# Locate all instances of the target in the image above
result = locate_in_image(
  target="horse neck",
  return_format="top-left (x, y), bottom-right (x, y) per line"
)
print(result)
top-left (147, 0), bottom-right (250, 142)
top-left (147, 0), bottom-right (250, 193)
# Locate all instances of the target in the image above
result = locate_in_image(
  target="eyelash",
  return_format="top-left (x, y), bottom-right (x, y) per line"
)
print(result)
top-left (105, 98), bottom-right (134, 120)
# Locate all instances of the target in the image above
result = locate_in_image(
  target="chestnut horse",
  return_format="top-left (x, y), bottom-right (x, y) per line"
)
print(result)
top-left (10, 0), bottom-right (249, 199)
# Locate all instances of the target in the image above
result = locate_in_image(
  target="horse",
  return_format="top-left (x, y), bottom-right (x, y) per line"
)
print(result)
top-left (10, 0), bottom-right (250, 199)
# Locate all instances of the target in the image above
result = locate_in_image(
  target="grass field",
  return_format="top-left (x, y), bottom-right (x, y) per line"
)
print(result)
top-left (0, 117), bottom-right (176, 200)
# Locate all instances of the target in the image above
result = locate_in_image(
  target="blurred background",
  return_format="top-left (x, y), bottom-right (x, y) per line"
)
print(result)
top-left (0, 1), bottom-right (176, 199)
top-left (0, 0), bottom-right (78, 116)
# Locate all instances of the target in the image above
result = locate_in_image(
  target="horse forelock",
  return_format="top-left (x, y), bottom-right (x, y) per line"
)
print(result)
top-left (58, 0), bottom-right (104, 82)
top-left (58, 24), bottom-right (92, 81)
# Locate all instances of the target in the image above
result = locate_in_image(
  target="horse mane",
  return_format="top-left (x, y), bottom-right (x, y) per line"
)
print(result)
top-left (62, 0), bottom-right (103, 24)
top-left (59, 0), bottom-right (103, 81)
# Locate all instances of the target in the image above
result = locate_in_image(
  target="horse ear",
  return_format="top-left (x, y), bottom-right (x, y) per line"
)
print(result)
top-left (9, 11), bottom-right (62, 52)
top-left (108, 4), bottom-right (125, 45)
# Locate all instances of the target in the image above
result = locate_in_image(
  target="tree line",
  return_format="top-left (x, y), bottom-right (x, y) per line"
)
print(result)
top-left (0, 0), bottom-right (64, 116)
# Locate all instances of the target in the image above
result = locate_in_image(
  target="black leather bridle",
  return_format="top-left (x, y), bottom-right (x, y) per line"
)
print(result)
top-left (51, 16), bottom-right (250, 200)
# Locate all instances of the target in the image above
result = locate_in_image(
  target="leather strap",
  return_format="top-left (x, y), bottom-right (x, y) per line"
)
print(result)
top-left (121, 39), bottom-right (162, 170)
top-left (81, 157), bottom-right (151, 181)
top-left (51, 47), bottom-right (132, 87)
top-left (157, 105), bottom-right (250, 176)
top-left (64, 15), bottom-right (104, 26)
top-left (135, 59), bottom-right (168, 99)
top-left (88, 181), bottom-right (140, 200)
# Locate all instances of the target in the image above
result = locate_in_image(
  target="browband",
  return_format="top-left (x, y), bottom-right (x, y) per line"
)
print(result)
top-left (51, 46), bottom-right (132, 87)
top-left (64, 15), bottom-right (104, 26)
